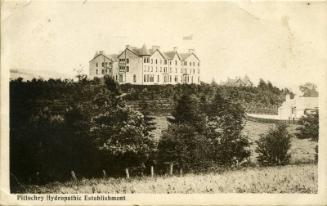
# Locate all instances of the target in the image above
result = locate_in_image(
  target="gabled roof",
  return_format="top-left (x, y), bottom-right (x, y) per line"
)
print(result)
top-left (89, 53), bottom-right (112, 62)
top-left (179, 53), bottom-right (200, 61)
top-left (150, 49), bottom-right (167, 60)
top-left (163, 51), bottom-right (180, 60)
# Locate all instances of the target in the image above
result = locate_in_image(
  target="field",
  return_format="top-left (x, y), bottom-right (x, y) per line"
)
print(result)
top-left (23, 164), bottom-right (317, 193)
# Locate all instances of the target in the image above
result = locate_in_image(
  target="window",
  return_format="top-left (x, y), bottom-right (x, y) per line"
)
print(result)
top-left (169, 61), bottom-right (172, 65)
top-left (126, 66), bottom-right (129, 72)
top-left (133, 74), bottom-right (136, 82)
top-left (144, 58), bottom-right (146, 63)
top-left (157, 75), bottom-right (160, 82)
top-left (184, 61), bottom-right (187, 66)
top-left (169, 75), bottom-right (172, 82)
top-left (147, 58), bottom-right (150, 63)
top-left (155, 59), bottom-right (158, 64)
top-left (160, 67), bottom-right (162, 72)
top-left (175, 60), bottom-right (177, 65)
top-left (96, 69), bottom-right (98, 74)
top-left (102, 62), bottom-right (105, 67)
top-left (126, 59), bottom-right (129, 63)
top-left (119, 74), bottom-right (123, 82)
top-left (101, 69), bottom-right (104, 74)
top-left (96, 63), bottom-right (98, 67)
top-left (115, 75), bottom-right (117, 80)
top-left (151, 59), bottom-right (153, 64)
top-left (156, 67), bottom-right (157, 72)
top-left (198, 62), bottom-right (200, 66)
top-left (175, 75), bottom-right (178, 82)
top-left (151, 67), bottom-right (153, 72)
top-left (144, 75), bottom-right (146, 82)
top-left (164, 60), bottom-right (167, 65)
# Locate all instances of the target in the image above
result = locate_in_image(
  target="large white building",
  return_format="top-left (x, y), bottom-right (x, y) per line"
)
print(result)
top-left (89, 45), bottom-right (201, 85)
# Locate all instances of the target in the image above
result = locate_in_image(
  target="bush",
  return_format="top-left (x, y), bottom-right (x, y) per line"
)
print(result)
top-left (255, 123), bottom-right (291, 166)
top-left (296, 111), bottom-right (319, 141)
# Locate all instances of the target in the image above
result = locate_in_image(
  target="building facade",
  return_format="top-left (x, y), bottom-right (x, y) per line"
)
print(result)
top-left (278, 94), bottom-right (318, 120)
top-left (89, 45), bottom-right (201, 85)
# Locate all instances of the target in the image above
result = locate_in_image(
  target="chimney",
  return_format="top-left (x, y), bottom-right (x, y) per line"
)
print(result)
top-left (188, 49), bottom-right (194, 53)
top-left (99, 50), bottom-right (104, 55)
top-left (173, 47), bottom-right (178, 52)
top-left (126, 44), bottom-right (130, 49)
top-left (152, 45), bottom-right (160, 50)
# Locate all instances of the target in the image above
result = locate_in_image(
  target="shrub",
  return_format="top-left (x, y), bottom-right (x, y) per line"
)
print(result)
top-left (255, 123), bottom-right (291, 166)
top-left (296, 111), bottom-right (319, 141)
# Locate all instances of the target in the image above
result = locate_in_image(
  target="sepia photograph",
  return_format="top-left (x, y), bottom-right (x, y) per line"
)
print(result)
top-left (1, 0), bottom-right (326, 205)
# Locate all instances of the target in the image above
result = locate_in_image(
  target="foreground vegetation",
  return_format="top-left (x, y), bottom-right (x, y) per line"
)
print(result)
top-left (10, 76), bottom-right (318, 193)
top-left (22, 164), bottom-right (317, 194)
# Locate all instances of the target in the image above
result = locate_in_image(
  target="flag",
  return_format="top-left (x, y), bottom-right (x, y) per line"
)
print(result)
top-left (183, 34), bottom-right (193, 40)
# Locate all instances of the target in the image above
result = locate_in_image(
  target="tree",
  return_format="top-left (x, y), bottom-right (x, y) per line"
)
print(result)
top-left (168, 94), bottom-right (206, 134)
top-left (296, 111), bottom-right (319, 141)
top-left (205, 92), bottom-right (251, 166)
top-left (299, 82), bottom-right (318, 97)
top-left (157, 124), bottom-right (212, 173)
top-left (91, 83), bottom-right (156, 176)
top-left (255, 123), bottom-right (291, 166)
top-left (157, 93), bottom-right (210, 173)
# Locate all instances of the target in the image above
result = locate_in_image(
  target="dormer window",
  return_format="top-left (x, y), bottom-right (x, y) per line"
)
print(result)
top-left (96, 63), bottom-right (98, 67)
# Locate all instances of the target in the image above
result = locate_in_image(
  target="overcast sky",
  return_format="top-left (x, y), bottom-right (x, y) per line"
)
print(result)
top-left (2, 1), bottom-right (327, 93)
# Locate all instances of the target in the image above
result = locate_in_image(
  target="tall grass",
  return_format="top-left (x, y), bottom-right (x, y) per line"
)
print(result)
top-left (23, 164), bottom-right (317, 194)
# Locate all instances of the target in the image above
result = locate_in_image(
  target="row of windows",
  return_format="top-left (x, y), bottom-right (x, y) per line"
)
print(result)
top-left (143, 57), bottom-right (200, 67)
top-left (143, 74), bottom-right (199, 83)
top-left (95, 62), bottom-right (112, 67)
top-left (95, 69), bottom-right (111, 75)
top-left (119, 58), bottom-right (129, 63)
top-left (143, 66), bottom-right (200, 74)
top-left (118, 58), bottom-right (200, 67)
top-left (119, 66), bottom-right (129, 72)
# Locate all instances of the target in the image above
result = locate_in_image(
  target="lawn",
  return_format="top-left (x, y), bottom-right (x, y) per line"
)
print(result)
top-left (23, 164), bottom-right (317, 193)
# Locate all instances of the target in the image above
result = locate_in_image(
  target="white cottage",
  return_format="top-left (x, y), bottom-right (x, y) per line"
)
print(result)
top-left (278, 94), bottom-right (318, 120)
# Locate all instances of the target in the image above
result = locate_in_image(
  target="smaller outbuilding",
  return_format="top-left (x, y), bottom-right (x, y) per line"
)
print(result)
top-left (278, 94), bottom-right (318, 120)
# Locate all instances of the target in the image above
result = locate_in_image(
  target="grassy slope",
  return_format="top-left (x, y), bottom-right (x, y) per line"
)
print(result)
top-left (24, 164), bottom-right (317, 193)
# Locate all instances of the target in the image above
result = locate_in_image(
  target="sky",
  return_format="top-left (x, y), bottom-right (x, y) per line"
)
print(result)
top-left (2, 1), bottom-right (327, 93)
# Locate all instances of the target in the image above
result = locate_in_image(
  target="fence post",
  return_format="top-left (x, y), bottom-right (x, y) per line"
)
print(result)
top-left (125, 168), bottom-right (130, 179)
top-left (102, 169), bottom-right (107, 178)
top-left (71, 170), bottom-right (77, 181)
top-left (151, 166), bottom-right (154, 178)
top-left (169, 163), bottom-right (174, 176)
